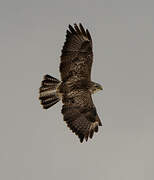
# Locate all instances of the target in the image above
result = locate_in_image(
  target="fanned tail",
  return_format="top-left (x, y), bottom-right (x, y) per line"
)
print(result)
top-left (39, 74), bottom-right (61, 109)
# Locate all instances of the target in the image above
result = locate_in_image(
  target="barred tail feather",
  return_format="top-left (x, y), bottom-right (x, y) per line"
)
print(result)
top-left (39, 74), bottom-right (61, 109)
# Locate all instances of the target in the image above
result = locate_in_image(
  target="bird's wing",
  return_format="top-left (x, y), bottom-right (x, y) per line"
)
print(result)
top-left (61, 90), bottom-right (102, 142)
top-left (60, 23), bottom-right (93, 83)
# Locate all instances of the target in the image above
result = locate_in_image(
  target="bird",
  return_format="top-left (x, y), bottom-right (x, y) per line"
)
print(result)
top-left (39, 23), bottom-right (103, 143)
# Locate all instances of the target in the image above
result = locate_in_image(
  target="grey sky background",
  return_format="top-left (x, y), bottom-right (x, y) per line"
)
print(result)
top-left (0, 0), bottom-right (153, 180)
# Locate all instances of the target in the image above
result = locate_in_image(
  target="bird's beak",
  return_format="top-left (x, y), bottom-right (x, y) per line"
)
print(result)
top-left (99, 85), bottom-right (103, 91)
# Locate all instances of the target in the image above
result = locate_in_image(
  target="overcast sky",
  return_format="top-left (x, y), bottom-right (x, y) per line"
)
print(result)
top-left (0, 0), bottom-right (154, 180)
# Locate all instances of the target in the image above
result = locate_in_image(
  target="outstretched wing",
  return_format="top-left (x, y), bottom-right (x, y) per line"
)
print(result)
top-left (60, 23), bottom-right (93, 83)
top-left (61, 90), bottom-right (102, 142)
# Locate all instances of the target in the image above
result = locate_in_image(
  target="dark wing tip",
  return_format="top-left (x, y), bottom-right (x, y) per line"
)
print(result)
top-left (79, 23), bottom-right (86, 36)
top-left (66, 29), bottom-right (71, 38)
top-left (86, 29), bottom-right (92, 40)
top-left (66, 23), bottom-right (92, 41)
top-left (94, 126), bottom-right (98, 132)
top-left (79, 23), bottom-right (92, 41)
top-left (68, 24), bottom-right (76, 34)
top-left (89, 129), bottom-right (94, 139)
top-left (79, 134), bottom-right (84, 143)
top-left (74, 23), bottom-right (81, 34)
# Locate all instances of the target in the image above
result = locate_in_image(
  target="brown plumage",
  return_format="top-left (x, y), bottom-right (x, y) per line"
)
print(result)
top-left (39, 23), bottom-right (103, 142)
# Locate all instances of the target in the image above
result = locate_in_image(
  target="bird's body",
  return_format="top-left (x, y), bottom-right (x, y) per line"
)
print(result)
top-left (39, 23), bottom-right (103, 142)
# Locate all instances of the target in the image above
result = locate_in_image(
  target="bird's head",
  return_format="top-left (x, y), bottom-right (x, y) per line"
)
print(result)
top-left (90, 82), bottom-right (103, 94)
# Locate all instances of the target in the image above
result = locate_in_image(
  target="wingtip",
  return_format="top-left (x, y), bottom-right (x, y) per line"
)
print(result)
top-left (79, 22), bottom-right (83, 27)
top-left (89, 129), bottom-right (94, 139)
top-left (79, 136), bottom-right (84, 143)
top-left (86, 29), bottom-right (92, 40)
top-left (94, 126), bottom-right (98, 132)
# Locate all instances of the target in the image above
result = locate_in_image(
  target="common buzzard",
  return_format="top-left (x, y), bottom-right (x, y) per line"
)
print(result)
top-left (39, 23), bottom-right (103, 142)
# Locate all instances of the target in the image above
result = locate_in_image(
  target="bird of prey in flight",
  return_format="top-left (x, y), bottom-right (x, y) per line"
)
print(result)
top-left (39, 23), bottom-right (103, 142)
